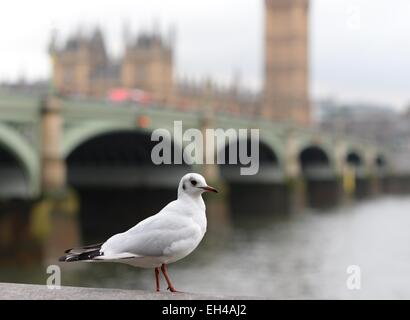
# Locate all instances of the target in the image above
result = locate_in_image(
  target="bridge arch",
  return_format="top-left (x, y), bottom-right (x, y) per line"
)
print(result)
top-left (374, 153), bottom-right (387, 169)
top-left (64, 122), bottom-right (192, 187)
top-left (217, 135), bottom-right (284, 183)
top-left (63, 122), bottom-right (151, 158)
top-left (345, 150), bottom-right (364, 167)
top-left (216, 136), bottom-right (287, 215)
top-left (296, 135), bottom-right (336, 168)
top-left (298, 143), bottom-right (335, 177)
top-left (297, 143), bottom-right (340, 209)
top-left (0, 123), bottom-right (39, 198)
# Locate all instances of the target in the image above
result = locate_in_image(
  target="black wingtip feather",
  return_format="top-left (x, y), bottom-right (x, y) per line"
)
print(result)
top-left (58, 250), bottom-right (103, 263)
top-left (59, 255), bottom-right (78, 262)
top-left (64, 242), bottom-right (103, 254)
top-left (60, 243), bottom-right (104, 262)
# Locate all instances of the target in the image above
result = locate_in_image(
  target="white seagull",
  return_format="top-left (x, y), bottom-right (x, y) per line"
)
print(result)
top-left (59, 173), bottom-right (218, 292)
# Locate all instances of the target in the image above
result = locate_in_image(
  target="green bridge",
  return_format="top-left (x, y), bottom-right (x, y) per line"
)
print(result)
top-left (0, 91), bottom-right (389, 201)
top-left (0, 90), bottom-right (402, 264)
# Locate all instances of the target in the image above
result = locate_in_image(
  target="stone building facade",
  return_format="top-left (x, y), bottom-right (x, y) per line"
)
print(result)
top-left (49, 0), bottom-right (311, 124)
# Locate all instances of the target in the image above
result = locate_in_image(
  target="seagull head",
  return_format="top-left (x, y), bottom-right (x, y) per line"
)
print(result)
top-left (178, 173), bottom-right (218, 197)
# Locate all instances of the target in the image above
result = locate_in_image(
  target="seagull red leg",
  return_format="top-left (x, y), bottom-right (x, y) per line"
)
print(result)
top-left (161, 264), bottom-right (179, 293)
top-left (155, 267), bottom-right (161, 292)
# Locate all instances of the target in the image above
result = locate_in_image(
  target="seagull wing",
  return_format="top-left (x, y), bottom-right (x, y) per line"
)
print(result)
top-left (101, 202), bottom-right (200, 258)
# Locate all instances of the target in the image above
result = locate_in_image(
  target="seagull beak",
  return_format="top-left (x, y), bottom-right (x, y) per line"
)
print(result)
top-left (199, 186), bottom-right (218, 193)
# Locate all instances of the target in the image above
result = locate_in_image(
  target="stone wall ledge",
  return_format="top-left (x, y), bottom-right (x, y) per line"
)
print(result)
top-left (0, 282), bottom-right (259, 300)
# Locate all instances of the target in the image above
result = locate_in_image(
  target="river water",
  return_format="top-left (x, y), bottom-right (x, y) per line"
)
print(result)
top-left (2, 196), bottom-right (410, 299)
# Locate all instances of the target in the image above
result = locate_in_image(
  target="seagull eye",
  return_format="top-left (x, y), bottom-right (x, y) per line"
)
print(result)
top-left (190, 180), bottom-right (197, 186)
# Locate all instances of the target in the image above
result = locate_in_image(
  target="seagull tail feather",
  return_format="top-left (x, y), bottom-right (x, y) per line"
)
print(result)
top-left (59, 244), bottom-right (103, 262)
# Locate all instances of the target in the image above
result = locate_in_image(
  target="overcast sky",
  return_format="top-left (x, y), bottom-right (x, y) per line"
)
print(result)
top-left (0, 0), bottom-right (409, 110)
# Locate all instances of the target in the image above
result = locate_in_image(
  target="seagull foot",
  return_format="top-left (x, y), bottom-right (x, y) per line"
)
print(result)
top-left (167, 286), bottom-right (182, 293)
